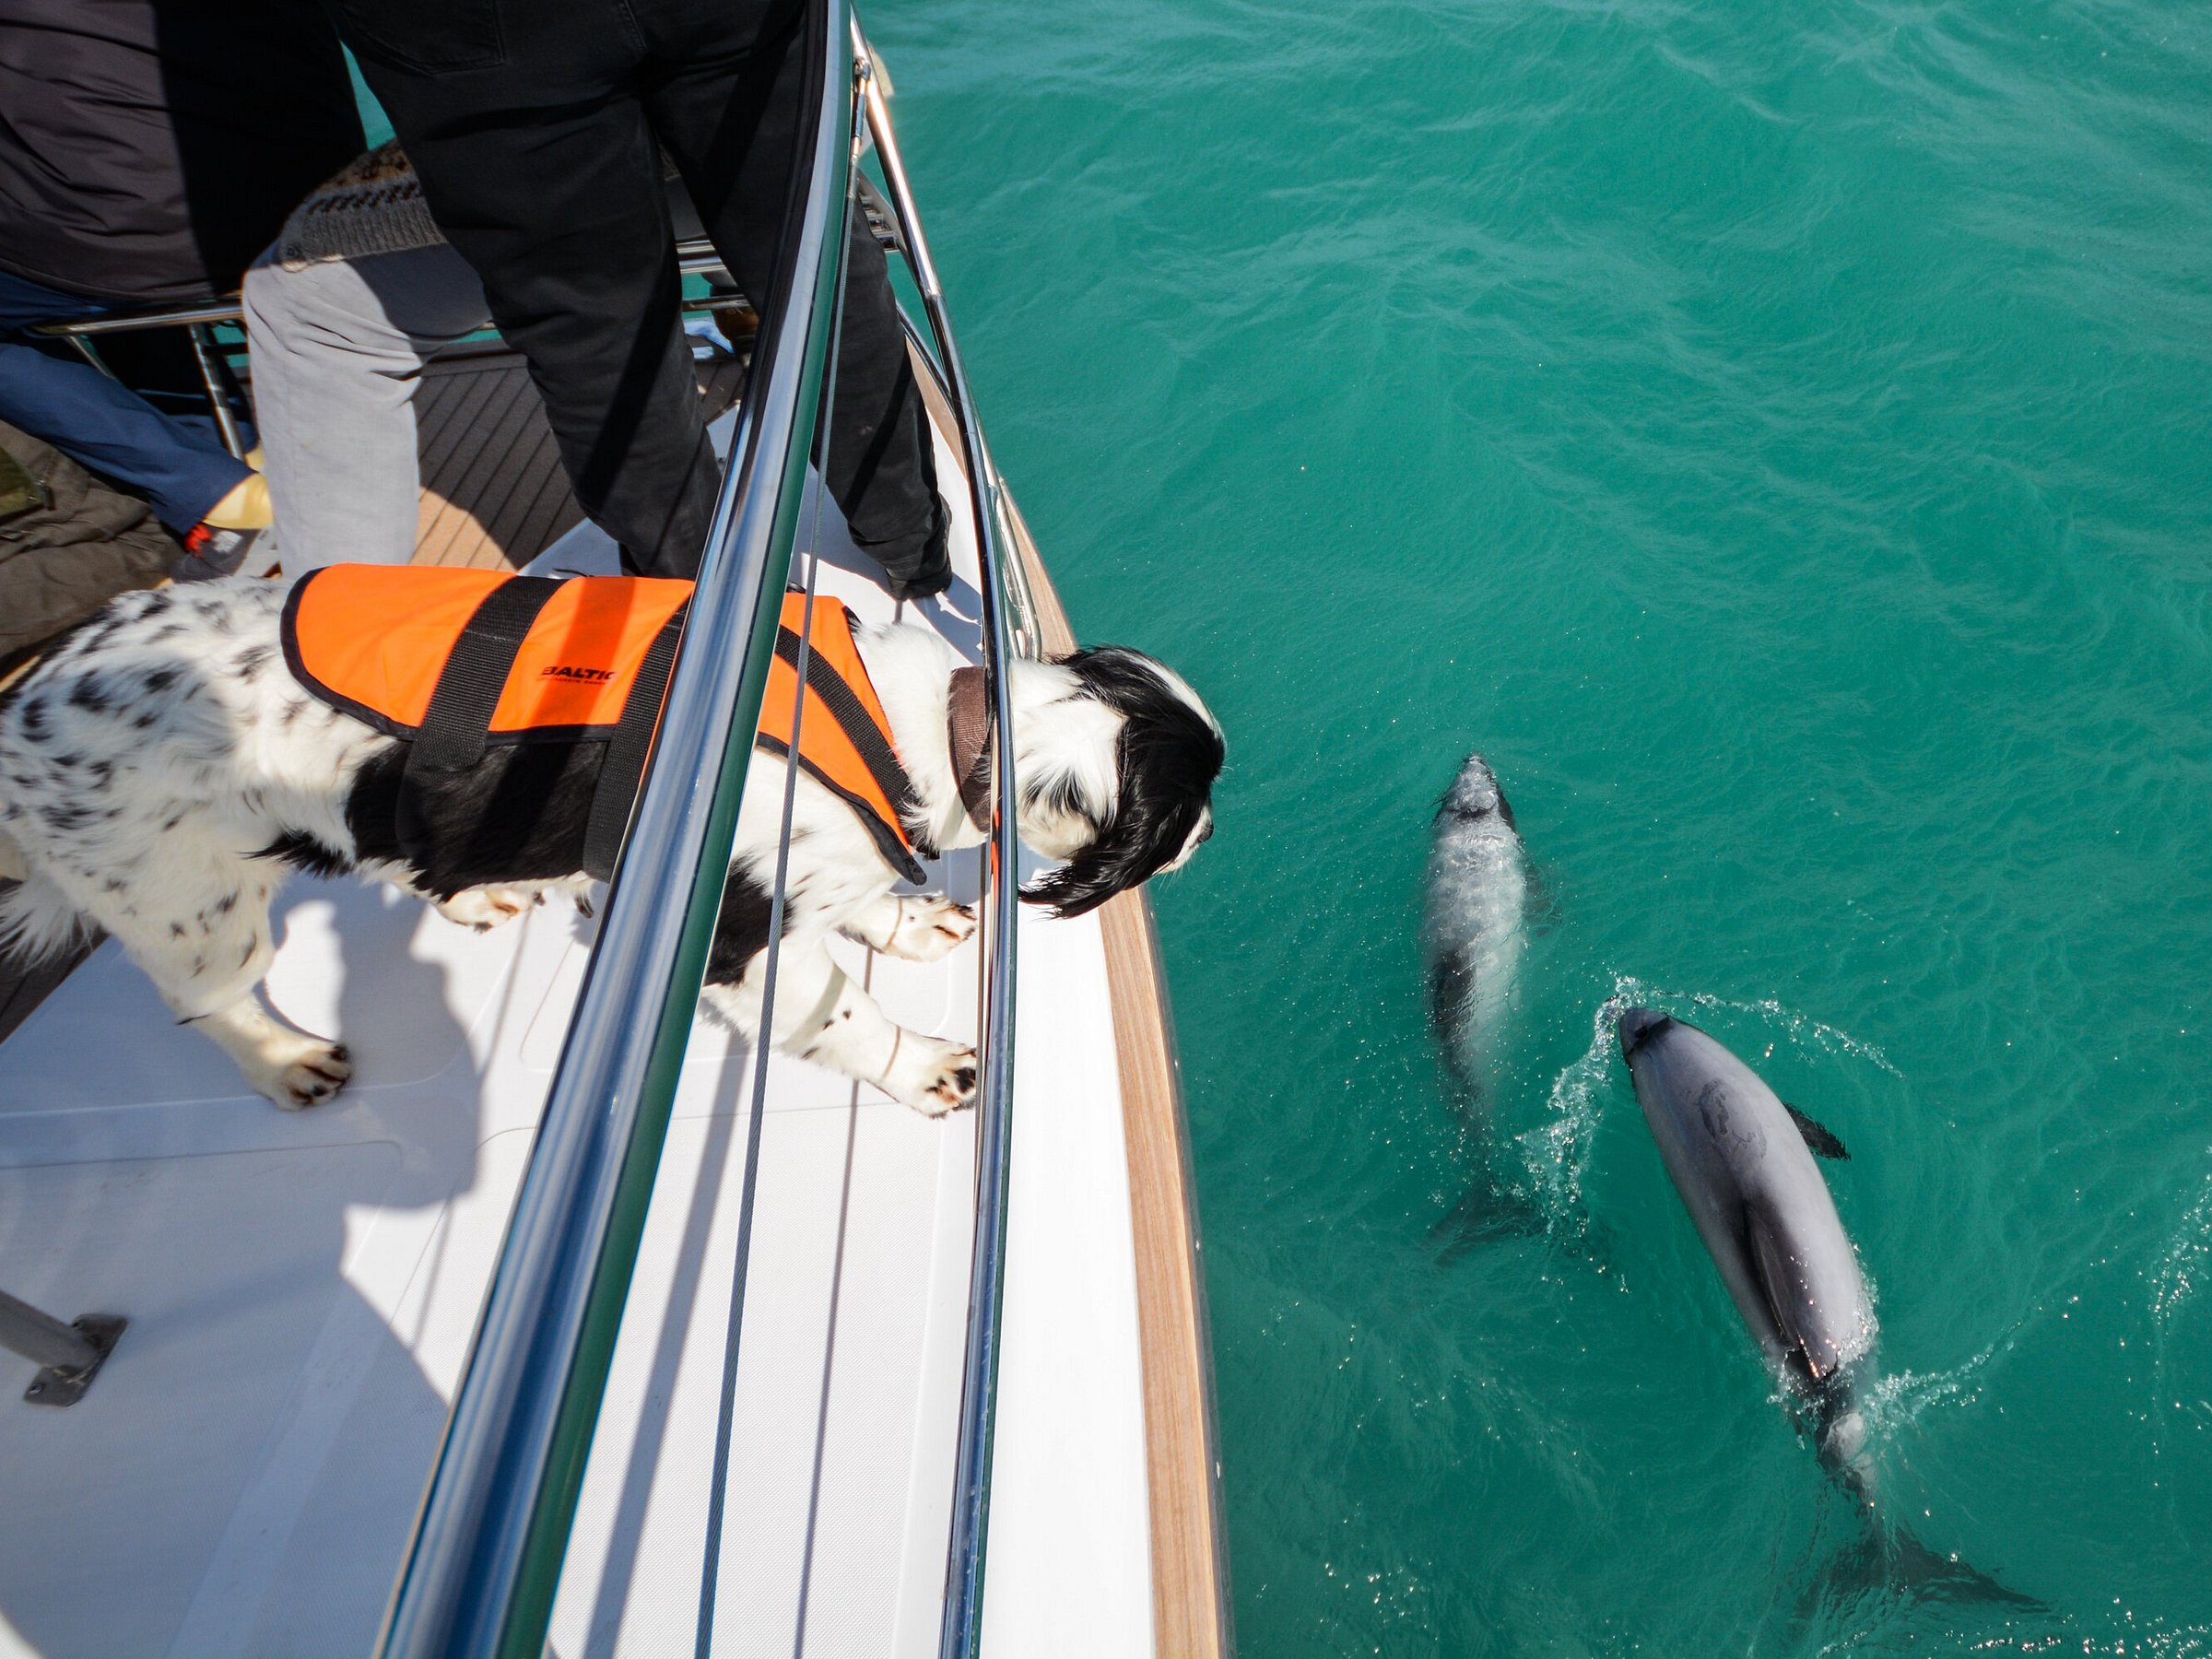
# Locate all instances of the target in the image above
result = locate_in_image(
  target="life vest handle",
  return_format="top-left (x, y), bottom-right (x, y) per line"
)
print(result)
top-left (395, 576), bottom-right (563, 867)
top-left (580, 599), bottom-right (691, 881)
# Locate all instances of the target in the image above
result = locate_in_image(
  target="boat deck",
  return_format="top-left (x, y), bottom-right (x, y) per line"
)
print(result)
top-left (409, 347), bottom-right (585, 571)
top-left (406, 343), bottom-right (745, 571)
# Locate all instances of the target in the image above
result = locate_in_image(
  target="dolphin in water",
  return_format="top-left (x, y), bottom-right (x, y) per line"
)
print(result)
top-left (1614, 1007), bottom-right (1873, 1479)
top-left (1616, 1006), bottom-right (2034, 1606)
top-left (1422, 754), bottom-right (1528, 1088)
top-left (1422, 756), bottom-right (1545, 1248)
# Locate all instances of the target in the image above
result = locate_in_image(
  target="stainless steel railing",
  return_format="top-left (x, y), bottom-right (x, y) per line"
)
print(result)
top-left (371, 6), bottom-right (859, 1657)
top-left (679, 27), bottom-right (1033, 1654)
top-left (848, 28), bottom-right (1026, 1657)
top-left (31, 251), bottom-right (744, 463)
top-left (32, 249), bottom-right (737, 343)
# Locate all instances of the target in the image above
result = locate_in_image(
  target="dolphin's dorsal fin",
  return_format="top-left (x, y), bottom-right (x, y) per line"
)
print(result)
top-left (1784, 1102), bottom-right (1850, 1161)
top-left (1744, 1207), bottom-right (1830, 1381)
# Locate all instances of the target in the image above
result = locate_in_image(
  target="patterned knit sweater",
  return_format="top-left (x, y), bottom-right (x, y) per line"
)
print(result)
top-left (274, 142), bottom-right (445, 269)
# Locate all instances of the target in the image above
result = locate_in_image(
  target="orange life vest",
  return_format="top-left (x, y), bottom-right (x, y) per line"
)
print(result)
top-left (283, 564), bottom-right (694, 741)
top-left (281, 568), bottom-right (926, 882)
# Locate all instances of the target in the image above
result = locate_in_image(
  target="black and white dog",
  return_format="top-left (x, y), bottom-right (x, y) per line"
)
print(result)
top-left (0, 578), bottom-right (1222, 1112)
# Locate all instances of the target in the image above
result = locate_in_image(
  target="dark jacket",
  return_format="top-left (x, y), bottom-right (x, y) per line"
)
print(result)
top-left (0, 419), bottom-right (177, 664)
top-left (0, 0), bottom-right (365, 304)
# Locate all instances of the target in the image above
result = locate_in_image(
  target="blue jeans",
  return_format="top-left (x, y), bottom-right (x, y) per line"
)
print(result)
top-left (0, 269), bottom-right (251, 532)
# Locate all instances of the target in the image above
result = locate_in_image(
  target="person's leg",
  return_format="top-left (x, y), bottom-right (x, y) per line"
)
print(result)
top-left (817, 210), bottom-right (946, 591)
top-left (642, 2), bottom-right (947, 594)
top-left (0, 272), bottom-right (251, 534)
top-left (349, 10), bottom-right (716, 579)
top-left (241, 244), bottom-right (492, 570)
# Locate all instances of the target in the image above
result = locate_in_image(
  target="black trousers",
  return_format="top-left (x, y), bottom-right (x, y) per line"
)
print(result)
top-left (326, 0), bottom-right (940, 582)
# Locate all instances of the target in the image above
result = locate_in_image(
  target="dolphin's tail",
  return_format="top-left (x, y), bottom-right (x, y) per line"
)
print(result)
top-left (1426, 1182), bottom-right (1548, 1258)
top-left (1809, 1408), bottom-right (2042, 1614)
top-left (1814, 1516), bottom-right (2043, 1615)
top-left (1427, 1086), bottom-right (1551, 1256)
top-left (1879, 1524), bottom-right (2041, 1608)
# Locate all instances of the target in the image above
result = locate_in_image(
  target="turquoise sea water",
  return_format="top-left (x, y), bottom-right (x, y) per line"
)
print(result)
top-left (873, 1), bottom-right (2211, 1652)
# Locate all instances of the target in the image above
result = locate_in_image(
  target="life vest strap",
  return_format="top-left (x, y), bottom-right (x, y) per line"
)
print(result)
top-left (396, 576), bottom-right (562, 867)
top-left (580, 599), bottom-right (689, 881)
top-left (771, 620), bottom-right (922, 826)
top-left (760, 614), bottom-right (928, 883)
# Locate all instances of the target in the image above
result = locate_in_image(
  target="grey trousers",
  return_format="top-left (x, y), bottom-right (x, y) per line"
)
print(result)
top-left (241, 243), bottom-right (490, 571)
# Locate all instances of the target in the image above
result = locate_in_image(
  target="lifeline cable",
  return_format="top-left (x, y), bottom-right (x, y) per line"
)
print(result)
top-left (692, 116), bottom-right (858, 1659)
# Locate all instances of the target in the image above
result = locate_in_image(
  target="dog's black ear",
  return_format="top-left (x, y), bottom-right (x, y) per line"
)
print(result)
top-left (1021, 646), bottom-right (1222, 919)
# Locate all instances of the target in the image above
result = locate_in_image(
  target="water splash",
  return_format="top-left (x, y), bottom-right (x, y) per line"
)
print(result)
top-left (1676, 988), bottom-right (1905, 1079)
top-left (1855, 1346), bottom-right (1998, 1450)
top-left (1511, 988), bottom-right (1630, 1229)
top-left (2147, 1159), bottom-right (2212, 1482)
top-left (2149, 1159), bottom-right (2212, 1332)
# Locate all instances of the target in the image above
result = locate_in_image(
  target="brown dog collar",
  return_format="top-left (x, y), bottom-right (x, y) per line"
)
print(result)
top-left (947, 665), bottom-right (994, 831)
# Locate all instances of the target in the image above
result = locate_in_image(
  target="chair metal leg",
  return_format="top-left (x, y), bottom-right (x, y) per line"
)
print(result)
top-left (0, 1288), bottom-right (126, 1407)
top-left (64, 335), bottom-right (112, 376)
top-left (185, 324), bottom-right (248, 459)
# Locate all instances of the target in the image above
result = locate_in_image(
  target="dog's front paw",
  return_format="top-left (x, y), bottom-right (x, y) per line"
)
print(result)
top-left (258, 1037), bottom-right (353, 1110)
top-left (886, 897), bottom-right (977, 963)
top-left (436, 885), bottom-right (538, 933)
top-left (884, 1034), bottom-right (979, 1117)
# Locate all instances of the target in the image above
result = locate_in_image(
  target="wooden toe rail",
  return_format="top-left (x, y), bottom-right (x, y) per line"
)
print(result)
top-left (1005, 499), bottom-right (1232, 1658)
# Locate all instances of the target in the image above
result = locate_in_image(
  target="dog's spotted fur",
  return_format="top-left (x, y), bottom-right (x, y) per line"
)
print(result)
top-left (0, 576), bottom-right (1222, 1111)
